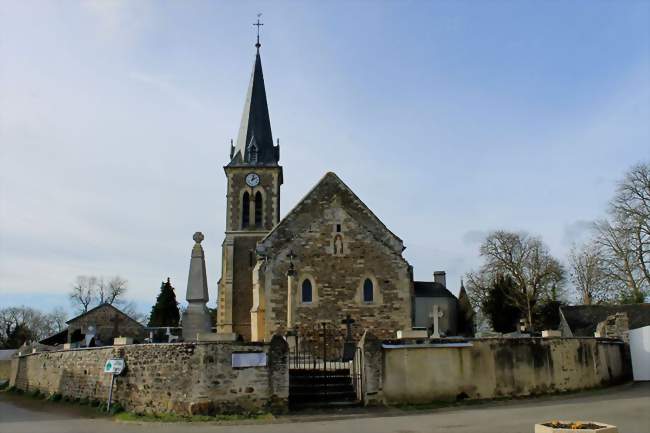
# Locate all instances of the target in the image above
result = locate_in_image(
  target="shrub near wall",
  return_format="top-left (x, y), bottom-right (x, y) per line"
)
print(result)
top-left (377, 338), bottom-right (630, 404)
top-left (10, 336), bottom-right (288, 415)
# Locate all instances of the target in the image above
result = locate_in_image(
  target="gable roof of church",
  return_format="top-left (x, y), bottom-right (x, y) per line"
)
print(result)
top-left (258, 172), bottom-right (405, 255)
top-left (228, 47), bottom-right (279, 167)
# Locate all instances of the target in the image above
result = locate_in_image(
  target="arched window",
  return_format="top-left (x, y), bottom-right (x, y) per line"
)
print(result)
top-left (363, 278), bottom-right (374, 303)
top-left (254, 191), bottom-right (263, 227)
top-left (242, 192), bottom-right (250, 228)
top-left (301, 279), bottom-right (313, 304)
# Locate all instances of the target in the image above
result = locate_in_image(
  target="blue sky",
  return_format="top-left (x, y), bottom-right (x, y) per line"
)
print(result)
top-left (1, 1), bottom-right (649, 317)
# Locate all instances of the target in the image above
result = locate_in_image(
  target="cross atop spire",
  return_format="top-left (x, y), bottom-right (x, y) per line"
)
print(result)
top-left (253, 13), bottom-right (263, 51)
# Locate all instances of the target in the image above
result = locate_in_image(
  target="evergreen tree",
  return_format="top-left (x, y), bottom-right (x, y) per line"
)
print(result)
top-left (534, 300), bottom-right (564, 331)
top-left (457, 280), bottom-right (475, 337)
top-left (148, 278), bottom-right (180, 327)
top-left (482, 275), bottom-right (521, 333)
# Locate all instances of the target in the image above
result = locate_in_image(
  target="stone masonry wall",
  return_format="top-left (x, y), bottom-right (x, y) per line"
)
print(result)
top-left (9, 336), bottom-right (288, 415)
top-left (377, 337), bottom-right (631, 405)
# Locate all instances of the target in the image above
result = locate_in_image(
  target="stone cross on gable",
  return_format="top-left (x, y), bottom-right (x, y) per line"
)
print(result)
top-left (429, 304), bottom-right (444, 339)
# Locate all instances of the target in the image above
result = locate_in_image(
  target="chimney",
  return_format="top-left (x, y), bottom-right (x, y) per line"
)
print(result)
top-left (434, 271), bottom-right (446, 287)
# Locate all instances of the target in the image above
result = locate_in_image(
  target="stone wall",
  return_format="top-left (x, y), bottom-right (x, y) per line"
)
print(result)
top-left (0, 360), bottom-right (11, 380)
top-left (9, 336), bottom-right (288, 415)
top-left (595, 313), bottom-right (630, 342)
top-left (361, 337), bottom-right (631, 405)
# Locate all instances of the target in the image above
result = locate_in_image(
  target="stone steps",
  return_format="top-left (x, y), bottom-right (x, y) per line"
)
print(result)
top-left (289, 369), bottom-right (359, 409)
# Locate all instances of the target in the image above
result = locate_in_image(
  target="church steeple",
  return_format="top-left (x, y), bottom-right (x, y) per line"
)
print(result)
top-left (229, 35), bottom-right (279, 166)
top-left (218, 24), bottom-right (283, 341)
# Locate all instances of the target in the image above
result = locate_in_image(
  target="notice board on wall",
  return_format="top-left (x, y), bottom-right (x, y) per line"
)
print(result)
top-left (232, 352), bottom-right (267, 368)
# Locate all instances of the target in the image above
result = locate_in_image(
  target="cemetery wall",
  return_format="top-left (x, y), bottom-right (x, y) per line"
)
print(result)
top-left (0, 360), bottom-right (11, 380)
top-left (9, 336), bottom-right (288, 415)
top-left (374, 337), bottom-right (630, 404)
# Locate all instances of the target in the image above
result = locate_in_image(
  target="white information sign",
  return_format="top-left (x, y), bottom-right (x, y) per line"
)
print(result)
top-left (232, 352), bottom-right (267, 368)
top-left (104, 358), bottom-right (125, 375)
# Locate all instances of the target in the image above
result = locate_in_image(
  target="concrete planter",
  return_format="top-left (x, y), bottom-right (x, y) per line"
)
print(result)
top-left (535, 421), bottom-right (618, 433)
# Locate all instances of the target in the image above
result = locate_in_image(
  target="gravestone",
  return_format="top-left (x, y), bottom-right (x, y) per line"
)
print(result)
top-left (341, 314), bottom-right (356, 361)
top-left (429, 304), bottom-right (444, 339)
top-left (85, 325), bottom-right (97, 347)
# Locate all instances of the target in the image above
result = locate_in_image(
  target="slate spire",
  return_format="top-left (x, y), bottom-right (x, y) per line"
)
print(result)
top-left (229, 39), bottom-right (279, 166)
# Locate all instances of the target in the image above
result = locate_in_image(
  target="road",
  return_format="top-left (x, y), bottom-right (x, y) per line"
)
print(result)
top-left (1, 383), bottom-right (649, 433)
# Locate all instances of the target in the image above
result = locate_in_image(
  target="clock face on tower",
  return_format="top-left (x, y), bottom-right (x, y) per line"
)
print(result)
top-left (245, 173), bottom-right (260, 187)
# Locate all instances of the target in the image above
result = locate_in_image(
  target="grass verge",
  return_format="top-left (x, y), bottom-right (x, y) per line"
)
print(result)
top-left (115, 411), bottom-right (275, 423)
top-left (3, 386), bottom-right (122, 415)
top-left (391, 382), bottom-right (631, 412)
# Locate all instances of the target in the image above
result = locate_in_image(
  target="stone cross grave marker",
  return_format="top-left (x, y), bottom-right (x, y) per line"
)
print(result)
top-left (341, 314), bottom-right (356, 361)
top-left (429, 304), bottom-right (444, 339)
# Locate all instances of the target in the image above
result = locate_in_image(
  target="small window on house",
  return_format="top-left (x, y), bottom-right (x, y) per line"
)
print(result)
top-left (363, 278), bottom-right (374, 303)
top-left (302, 279), bottom-right (313, 303)
top-left (250, 145), bottom-right (258, 163)
top-left (254, 192), bottom-right (263, 227)
top-left (242, 192), bottom-right (250, 228)
top-left (336, 224), bottom-right (341, 233)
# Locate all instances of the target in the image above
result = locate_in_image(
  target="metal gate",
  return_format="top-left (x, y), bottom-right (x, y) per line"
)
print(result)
top-left (288, 321), bottom-right (362, 408)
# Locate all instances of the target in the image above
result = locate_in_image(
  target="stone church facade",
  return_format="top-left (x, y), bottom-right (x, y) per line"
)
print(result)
top-left (251, 172), bottom-right (413, 341)
top-left (218, 41), bottom-right (464, 342)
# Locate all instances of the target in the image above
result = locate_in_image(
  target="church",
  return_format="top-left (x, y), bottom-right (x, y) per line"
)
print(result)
top-left (216, 37), bottom-right (471, 342)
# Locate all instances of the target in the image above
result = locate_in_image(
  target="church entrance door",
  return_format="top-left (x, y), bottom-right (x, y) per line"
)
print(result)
top-left (288, 321), bottom-right (362, 409)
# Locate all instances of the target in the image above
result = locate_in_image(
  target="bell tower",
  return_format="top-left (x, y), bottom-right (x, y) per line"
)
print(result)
top-left (217, 25), bottom-right (282, 341)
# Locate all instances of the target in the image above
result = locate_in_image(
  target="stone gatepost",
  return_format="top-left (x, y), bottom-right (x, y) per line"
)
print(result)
top-left (268, 334), bottom-right (290, 413)
top-left (358, 330), bottom-right (384, 405)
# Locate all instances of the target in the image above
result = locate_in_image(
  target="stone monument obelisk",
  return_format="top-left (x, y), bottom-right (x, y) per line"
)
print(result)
top-left (182, 232), bottom-right (212, 341)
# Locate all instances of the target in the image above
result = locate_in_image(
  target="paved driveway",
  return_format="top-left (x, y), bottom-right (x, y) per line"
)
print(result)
top-left (1, 383), bottom-right (648, 433)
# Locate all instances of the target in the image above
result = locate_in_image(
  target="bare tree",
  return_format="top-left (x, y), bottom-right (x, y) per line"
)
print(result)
top-left (69, 275), bottom-right (97, 313)
top-left (106, 276), bottom-right (128, 305)
top-left (120, 301), bottom-right (147, 325)
top-left (594, 220), bottom-right (645, 302)
top-left (611, 162), bottom-right (650, 291)
top-left (96, 277), bottom-right (108, 304)
top-left (568, 242), bottom-right (613, 304)
top-left (70, 274), bottom-right (128, 312)
top-left (0, 306), bottom-right (68, 347)
top-left (470, 231), bottom-right (565, 331)
top-left (591, 162), bottom-right (650, 303)
top-left (44, 307), bottom-right (68, 333)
